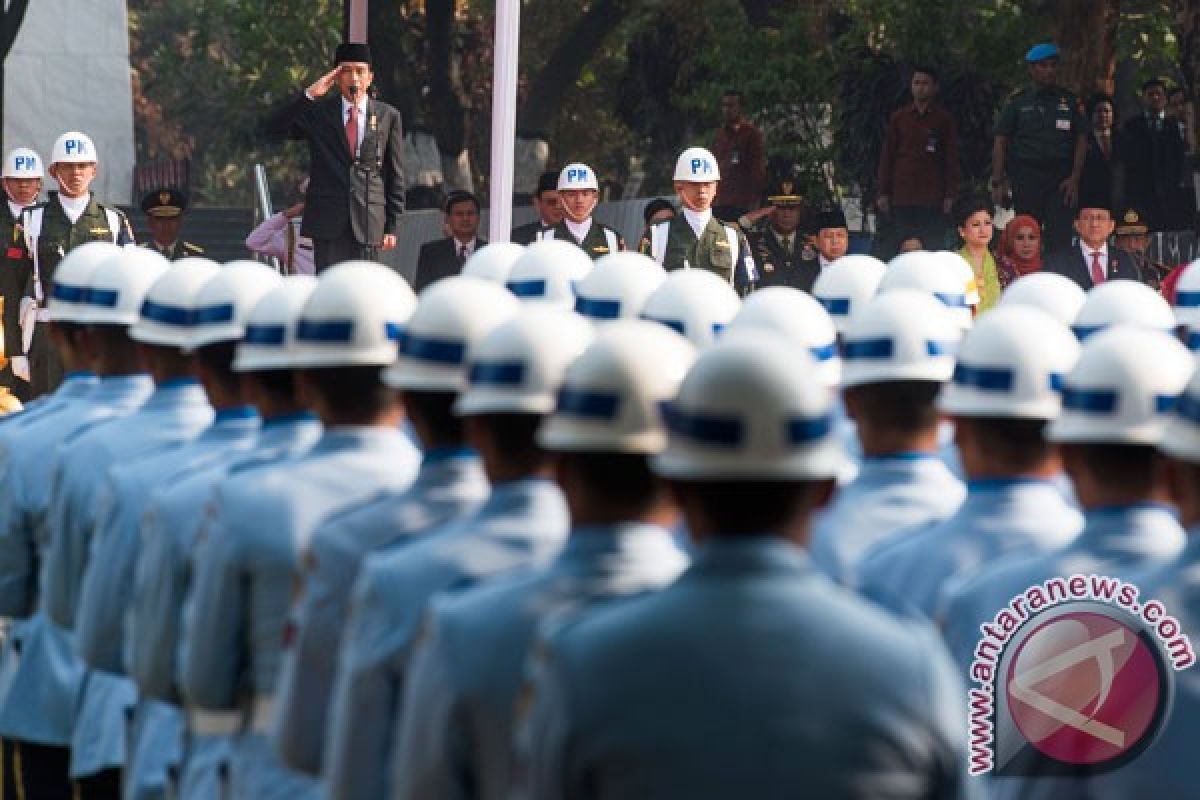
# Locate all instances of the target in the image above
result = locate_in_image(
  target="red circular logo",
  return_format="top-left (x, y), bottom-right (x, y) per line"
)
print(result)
top-left (1005, 611), bottom-right (1165, 766)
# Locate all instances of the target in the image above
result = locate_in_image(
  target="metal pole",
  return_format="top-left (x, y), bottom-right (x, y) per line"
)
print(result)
top-left (346, 0), bottom-right (369, 42)
top-left (489, 0), bottom-right (520, 242)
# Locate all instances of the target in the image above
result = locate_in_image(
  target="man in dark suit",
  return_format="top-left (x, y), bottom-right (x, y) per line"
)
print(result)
top-left (1117, 79), bottom-right (1187, 233)
top-left (511, 171), bottom-right (562, 245)
top-left (413, 191), bottom-right (485, 292)
top-left (1043, 203), bottom-right (1144, 289)
top-left (265, 42), bottom-right (405, 271)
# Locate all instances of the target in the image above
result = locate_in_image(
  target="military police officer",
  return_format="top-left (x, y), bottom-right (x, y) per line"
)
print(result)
top-left (141, 187), bottom-right (205, 260)
top-left (743, 178), bottom-right (820, 291)
top-left (0, 148), bottom-right (42, 399)
top-left (991, 43), bottom-right (1088, 252)
top-left (542, 163), bottom-right (624, 258)
top-left (19, 131), bottom-right (135, 398)
top-left (638, 147), bottom-right (757, 293)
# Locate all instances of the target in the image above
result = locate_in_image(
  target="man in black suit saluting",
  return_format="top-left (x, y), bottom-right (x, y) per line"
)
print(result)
top-left (266, 42), bottom-right (405, 271)
top-left (1043, 202), bottom-right (1146, 289)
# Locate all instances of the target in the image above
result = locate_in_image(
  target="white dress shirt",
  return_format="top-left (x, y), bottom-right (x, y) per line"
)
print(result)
top-left (563, 218), bottom-right (593, 242)
top-left (342, 96), bottom-right (368, 157)
top-left (681, 207), bottom-right (712, 240)
top-left (57, 192), bottom-right (89, 224)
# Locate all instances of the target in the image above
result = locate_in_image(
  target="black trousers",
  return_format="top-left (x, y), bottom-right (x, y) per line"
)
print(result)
top-left (313, 232), bottom-right (379, 273)
top-left (1011, 161), bottom-right (1077, 253)
top-left (8, 739), bottom-right (72, 800)
top-left (72, 768), bottom-right (120, 800)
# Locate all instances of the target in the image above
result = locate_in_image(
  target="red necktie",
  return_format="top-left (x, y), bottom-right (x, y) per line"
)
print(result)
top-left (346, 106), bottom-right (358, 157)
top-left (1090, 250), bottom-right (1105, 285)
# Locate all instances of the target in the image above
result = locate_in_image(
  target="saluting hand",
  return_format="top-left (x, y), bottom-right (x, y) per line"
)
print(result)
top-left (307, 67), bottom-right (342, 99)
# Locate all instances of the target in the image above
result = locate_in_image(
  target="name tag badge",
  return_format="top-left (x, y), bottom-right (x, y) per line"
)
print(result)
top-left (593, 246), bottom-right (609, 254)
top-left (89, 227), bottom-right (109, 236)
top-left (1056, 119), bottom-right (1071, 131)
top-left (926, 132), bottom-right (938, 153)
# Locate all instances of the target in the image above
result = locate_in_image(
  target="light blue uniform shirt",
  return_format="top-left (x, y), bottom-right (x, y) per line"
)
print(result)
top-left (809, 452), bottom-right (966, 585)
top-left (163, 413), bottom-right (321, 800)
top-left (515, 537), bottom-right (975, 799)
top-left (45, 378), bottom-right (212, 779)
top-left (322, 477), bottom-right (568, 800)
top-left (0, 374), bottom-right (154, 748)
top-left (939, 503), bottom-right (1186, 673)
top-left (392, 523), bottom-right (688, 800)
top-left (272, 447), bottom-right (489, 776)
top-left (75, 406), bottom-right (260, 800)
top-left (183, 425), bottom-right (419, 800)
top-left (858, 478), bottom-right (1082, 618)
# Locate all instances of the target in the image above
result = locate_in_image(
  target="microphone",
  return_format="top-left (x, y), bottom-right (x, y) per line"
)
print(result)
top-left (349, 84), bottom-right (359, 97)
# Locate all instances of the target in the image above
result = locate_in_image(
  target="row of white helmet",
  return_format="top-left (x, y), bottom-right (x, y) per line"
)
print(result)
top-left (3, 133), bottom-right (99, 180)
top-left (555, 147), bottom-right (723, 193)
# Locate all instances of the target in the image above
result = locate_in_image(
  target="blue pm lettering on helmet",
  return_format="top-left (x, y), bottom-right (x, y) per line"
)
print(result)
top-left (691, 158), bottom-right (713, 175)
top-left (567, 167), bottom-right (589, 183)
top-left (65, 139), bottom-right (88, 156)
top-left (14, 155), bottom-right (36, 171)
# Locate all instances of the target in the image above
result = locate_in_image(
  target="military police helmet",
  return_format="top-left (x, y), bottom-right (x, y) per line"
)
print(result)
top-left (46, 242), bottom-right (121, 322)
top-left (128, 259), bottom-right (222, 348)
top-left (840, 289), bottom-right (959, 388)
top-left (185, 261), bottom-right (283, 350)
top-left (573, 252), bottom-right (666, 324)
top-left (673, 147), bottom-right (721, 182)
top-left (557, 163), bottom-right (599, 192)
top-left (233, 276), bottom-right (318, 372)
top-left (3, 148), bottom-right (43, 179)
top-left (51, 131), bottom-right (97, 165)
top-left (79, 248), bottom-right (172, 326)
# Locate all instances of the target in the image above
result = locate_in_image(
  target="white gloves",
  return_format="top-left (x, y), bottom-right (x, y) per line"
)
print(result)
top-left (10, 356), bottom-right (29, 383)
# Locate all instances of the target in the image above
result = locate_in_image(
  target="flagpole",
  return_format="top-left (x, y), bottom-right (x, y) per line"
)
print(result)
top-left (489, 0), bottom-right (520, 242)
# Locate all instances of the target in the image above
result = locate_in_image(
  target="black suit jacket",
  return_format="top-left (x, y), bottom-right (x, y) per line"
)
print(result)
top-left (750, 227), bottom-right (820, 292)
top-left (265, 91), bottom-right (405, 245)
top-left (1118, 114), bottom-right (1185, 231)
top-left (414, 237), bottom-right (486, 292)
top-left (511, 220), bottom-right (550, 246)
top-left (1078, 131), bottom-right (1120, 212)
top-left (1042, 244), bottom-right (1144, 289)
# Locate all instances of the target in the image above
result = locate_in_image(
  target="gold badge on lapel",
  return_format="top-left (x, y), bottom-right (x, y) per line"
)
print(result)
top-left (714, 239), bottom-right (730, 249)
top-left (593, 246), bottom-right (609, 254)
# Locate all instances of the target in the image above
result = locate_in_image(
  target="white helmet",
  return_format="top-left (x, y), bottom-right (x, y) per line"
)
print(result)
top-left (930, 250), bottom-right (981, 308)
top-left (673, 147), bottom-right (721, 182)
top-left (538, 319), bottom-right (696, 454)
top-left (654, 331), bottom-right (843, 479)
top-left (938, 306), bottom-right (1080, 420)
top-left (724, 287), bottom-right (840, 388)
top-left (185, 261), bottom-right (283, 350)
top-left (129, 259), bottom-right (222, 347)
top-left (1072, 280), bottom-right (1174, 339)
top-left (639, 269), bottom-right (741, 348)
top-left (51, 131), bottom-right (97, 165)
top-left (455, 306), bottom-right (593, 415)
top-left (46, 242), bottom-right (121, 322)
top-left (573, 252), bottom-right (666, 323)
top-left (997, 271), bottom-right (1087, 328)
top-left (3, 148), bottom-right (43, 179)
top-left (383, 276), bottom-right (520, 392)
top-left (233, 276), bottom-right (318, 372)
top-left (1161, 365), bottom-right (1200, 463)
top-left (1048, 326), bottom-right (1193, 445)
top-left (505, 239), bottom-right (593, 309)
top-left (461, 242), bottom-right (524, 284)
top-left (840, 289), bottom-right (959, 388)
top-left (812, 254), bottom-right (886, 334)
top-left (289, 261), bottom-right (417, 368)
top-left (79, 247), bottom-right (171, 326)
top-left (1171, 258), bottom-right (1200, 334)
top-left (879, 250), bottom-right (973, 331)
top-left (557, 162), bottom-right (599, 191)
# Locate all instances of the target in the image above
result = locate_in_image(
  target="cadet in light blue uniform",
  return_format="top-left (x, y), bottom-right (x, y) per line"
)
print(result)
top-left (808, 289), bottom-right (966, 584)
top-left (940, 326), bottom-right (1193, 670)
top-left (392, 319), bottom-right (693, 800)
top-left (1066, 366), bottom-right (1200, 800)
top-left (130, 277), bottom-right (321, 800)
top-left (858, 307), bottom-right (1083, 617)
top-left (271, 277), bottom-right (516, 777)
top-left (79, 262), bottom-right (280, 800)
top-left (0, 242), bottom-right (145, 798)
top-left (323, 307), bottom-right (591, 800)
top-left (42, 253), bottom-right (213, 796)
top-left (183, 262), bottom-right (420, 800)
top-left (515, 332), bottom-right (973, 799)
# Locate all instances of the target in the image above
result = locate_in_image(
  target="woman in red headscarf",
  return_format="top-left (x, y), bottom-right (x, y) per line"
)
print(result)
top-left (996, 214), bottom-right (1044, 288)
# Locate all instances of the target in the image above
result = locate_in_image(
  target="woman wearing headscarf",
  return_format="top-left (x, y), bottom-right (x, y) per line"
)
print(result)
top-left (996, 213), bottom-right (1044, 289)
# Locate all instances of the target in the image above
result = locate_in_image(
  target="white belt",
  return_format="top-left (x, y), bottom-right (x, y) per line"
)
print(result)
top-left (188, 709), bottom-right (242, 737)
top-left (249, 696), bottom-right (276, 734)
top-left (35, 309), bottom-right (50, 322)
